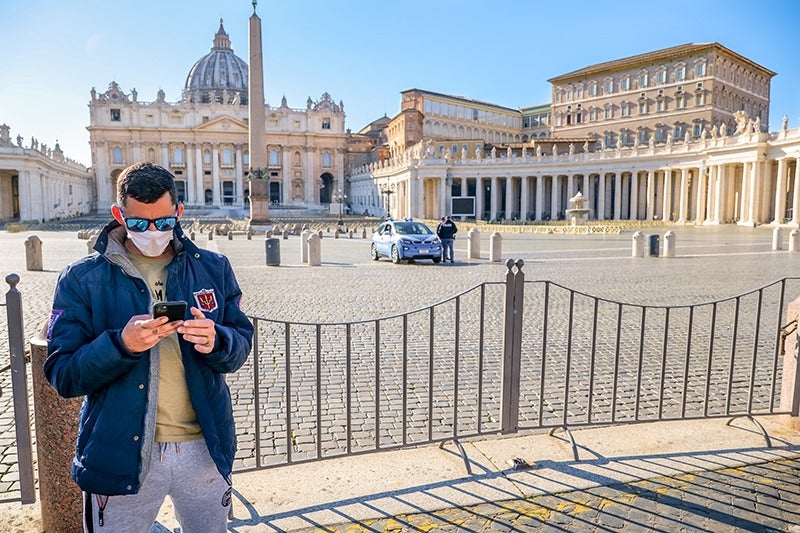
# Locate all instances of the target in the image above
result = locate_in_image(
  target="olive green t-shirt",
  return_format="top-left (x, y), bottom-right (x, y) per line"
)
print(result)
top-left (127, 252), bottom-right (202, 443)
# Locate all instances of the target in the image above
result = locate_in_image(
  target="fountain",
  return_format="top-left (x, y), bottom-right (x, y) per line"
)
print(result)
top-left (565, 191), bottom-right (591, 226)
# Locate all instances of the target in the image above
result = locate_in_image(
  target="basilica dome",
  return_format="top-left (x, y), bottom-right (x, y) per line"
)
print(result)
top-left (184, 20), bottom-right (248, 105)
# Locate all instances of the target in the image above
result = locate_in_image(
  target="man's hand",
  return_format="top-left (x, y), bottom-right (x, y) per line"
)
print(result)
top-left (178, 306), bottom-right (217, 354)
top-left (121, 314), bottom-right (183, 353)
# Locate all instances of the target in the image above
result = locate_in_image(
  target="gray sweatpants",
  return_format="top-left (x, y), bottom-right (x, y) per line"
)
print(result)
top-left (83, 439), bottom-right (231, 533)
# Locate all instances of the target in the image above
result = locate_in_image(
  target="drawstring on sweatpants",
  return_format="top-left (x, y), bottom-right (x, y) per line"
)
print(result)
top-left (94, 494), bottom-right (109, 527)
top-left (158, 442), bottom-right (182, 462)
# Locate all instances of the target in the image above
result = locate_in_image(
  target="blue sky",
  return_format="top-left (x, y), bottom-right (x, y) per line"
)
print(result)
top-left (2, 0), bottom-right (798, 167)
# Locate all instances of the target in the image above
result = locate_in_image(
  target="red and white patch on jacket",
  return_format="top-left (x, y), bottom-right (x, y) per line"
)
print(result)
top-left (193, 289), bottom-right (219, 313)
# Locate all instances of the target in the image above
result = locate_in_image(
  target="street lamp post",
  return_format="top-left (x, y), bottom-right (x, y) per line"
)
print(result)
top-left (332, 187), bottom-right (347, 226)
top-left (381, 187), bottom-right (394, 219)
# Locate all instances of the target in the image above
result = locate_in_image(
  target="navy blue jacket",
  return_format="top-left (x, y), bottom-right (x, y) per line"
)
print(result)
top-left (436, 220), bottom-right (458, 240)
top-left (45, 221), bottom-right (254, 496)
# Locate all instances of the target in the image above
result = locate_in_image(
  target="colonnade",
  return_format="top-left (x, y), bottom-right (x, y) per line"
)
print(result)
top-left (358, 155), bottom-right (800, 226)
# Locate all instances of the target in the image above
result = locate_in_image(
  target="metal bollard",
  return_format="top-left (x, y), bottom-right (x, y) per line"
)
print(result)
top-left (265, 238), bottom-right (281, 266)
top-left (227, 231), bottom-right (233, 241)
top-left (282, 229), bottom-right (289, 240)
top-left (663, 230), bottom-right (676, 257)
top-left (632, 231), bottom-right (644, 257)
top-left (362, 228), bottom-right (367, 239)
top-left (467, 228), bottom-right (481, 259)
top-left (208, 231), bottom-right (214, 240)
top-left (307, 233), bottom-right (321, 266)
top-left (773, 227), bottom-right (783, 251)
top-left (190, 231), bottom-right (196, 241)
top-left (489, 232), bottom-right (503, 262)
top-left (24, 235), bottom-right (43, 271)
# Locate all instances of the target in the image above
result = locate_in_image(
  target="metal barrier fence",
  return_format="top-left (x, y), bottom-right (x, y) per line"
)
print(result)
top-left (1, 274), bottom-right (35, 504)
top-left (232, 261), bottom-right (800, 473)
top-left (3, 265), bottom-right (799, 500)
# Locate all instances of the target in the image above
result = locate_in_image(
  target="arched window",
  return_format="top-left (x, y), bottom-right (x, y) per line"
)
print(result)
top-left (147, 148), bottom-right (156, 161)
top-left (112, 147), bottom-right (123, 164)
top-left (222, 148), bottom-right (232, 166)
top-left (203, 150), bottom-right (212, 165)
top-left (269, 149), bottom-right (279, 166)
top-left (173, 147), bottom-right (183, 164)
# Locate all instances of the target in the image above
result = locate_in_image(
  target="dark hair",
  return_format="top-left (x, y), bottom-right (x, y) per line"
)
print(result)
top-left (117, 162), bottom-right (178, 206)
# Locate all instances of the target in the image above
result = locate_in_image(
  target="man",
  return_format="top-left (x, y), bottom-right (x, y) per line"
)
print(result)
top-left (45, 162), bottom-right (254, 532)
top-left (436, 215), bottom-right (458, 263)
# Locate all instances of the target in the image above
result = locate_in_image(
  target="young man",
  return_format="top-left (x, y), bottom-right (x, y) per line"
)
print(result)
top-left (45, 162), bottom-right (254, 532)
top-left (436, 215), bottom-right (458, 263)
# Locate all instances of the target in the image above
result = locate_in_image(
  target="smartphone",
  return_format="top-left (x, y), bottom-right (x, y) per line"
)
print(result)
top-left (152, 300), bottom-right (187, 322)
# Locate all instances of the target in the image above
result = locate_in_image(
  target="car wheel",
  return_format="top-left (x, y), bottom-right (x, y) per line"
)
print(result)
top-left (371, 243), bottom-right (380, 261)
top-left (433, 257), bottom-right (441, 264)
top-left (391, 245), bottom-right (401, 264)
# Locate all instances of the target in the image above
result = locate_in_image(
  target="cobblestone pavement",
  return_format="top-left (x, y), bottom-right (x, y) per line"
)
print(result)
top-left (2, 223), bottom-right (800, 511)
top-left (308, 457), bottom-right (800, 532)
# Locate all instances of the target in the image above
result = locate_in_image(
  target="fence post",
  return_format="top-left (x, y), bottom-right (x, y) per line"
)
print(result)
top-left (5, 274), bottom-right (36, 504)
top-left (500, 259), bottom-right (524, 434)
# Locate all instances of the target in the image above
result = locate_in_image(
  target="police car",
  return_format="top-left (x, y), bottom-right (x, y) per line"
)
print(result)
top-left (371, 219), bottom-right (442, 264)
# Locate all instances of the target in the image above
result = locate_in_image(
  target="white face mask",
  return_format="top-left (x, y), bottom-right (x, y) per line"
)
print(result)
top-left (126, 229), bottom-right (174, 257)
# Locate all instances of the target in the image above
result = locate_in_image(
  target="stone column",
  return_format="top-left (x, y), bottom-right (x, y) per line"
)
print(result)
top-left (566, 174), bottom-right (575, 205)
top-left (773, 158), bottom-right (788, 225)
top-left (646, 170), bottom-right (655, 221)
top-left (460, 177), bottom-right (467, 196)
top-left (195, 145), bottom-right (204, 205)
top-left (551, 175), bottom-right (560, 220)
top-left (630, 172), bottom-right (639, 220)
top-left (475, 177), bottom-right (484, 220)
top-left (306, 148), bottom-right (316, 205)
top-left (520, 176), bottom-right (529, 221)
top-left (695, 167), bottom-right (707, 224)
top-left (792, 158), bottom-right (800, 225)
top-left (161, 145), bottom-right (169, 168)
top-left (738, 162), bottom-right (750, 223)
top-left (490, 177), bottom-right (499, 221)
top-left (663, 170), bottom-right (673, 221)
top-left (186, 143), bottom-right (196, 206)
top-left (504, 176), bottom-right (514, 220)
top-left (535, 175), bottom-right (543, 221)
top-left (282, 149), bottom-right (291, 204)
top-left (211, 144), bottom-right (221, 206)
top-left (705, 166), bottom-right (717, 224)
top-left (678, 168), bottom-right (689, 222)
top-left (235, 144), bottom-right (244, 207)
top-left (748, 160), bottom-right (759, 224)
top-left (132, 142), bottom-right (141, 163)
top-left (597, 173), bottom-right (606, 221)
top-left (439, 176), bottom-right (448, 217)
top-left (713, 164), bottom-right (725, 223)
top-left (613, 172), bottom-right (622, 220)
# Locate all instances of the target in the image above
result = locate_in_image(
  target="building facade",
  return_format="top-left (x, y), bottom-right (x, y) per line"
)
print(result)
top-left (548, 43), bottom-right (774, 147)
top-left (0, 124), bottom-right (93, 223)
top-left (348, 42), bottom-right (793, 228)
top-left (89, 22), bottom-right (347, 211)
top-left (350, 123), bottom-right (800, 227)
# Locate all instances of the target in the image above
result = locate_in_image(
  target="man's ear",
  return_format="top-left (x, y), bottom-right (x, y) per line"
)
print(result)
top-left (111, 204), bottom-right (125, 225)
top-left (177, 203), bottom-right (185, 218)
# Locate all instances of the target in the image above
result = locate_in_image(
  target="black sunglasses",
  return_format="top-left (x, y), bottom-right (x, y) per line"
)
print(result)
top-left (122, 212), bottom-right (178, 232)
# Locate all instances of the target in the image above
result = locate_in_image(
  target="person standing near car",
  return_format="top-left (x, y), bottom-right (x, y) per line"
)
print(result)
top-left (437, 215), bottom-right (458, 263)
top-left (45, 161), bottom-right (254, 532)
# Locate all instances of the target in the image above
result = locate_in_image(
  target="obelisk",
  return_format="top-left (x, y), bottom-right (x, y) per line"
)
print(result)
top-left (248, 0), bottom-right (270, 222)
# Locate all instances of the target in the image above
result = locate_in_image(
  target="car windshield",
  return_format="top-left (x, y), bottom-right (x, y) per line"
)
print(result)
top-left (394, 222), bottom-right (433, 235)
